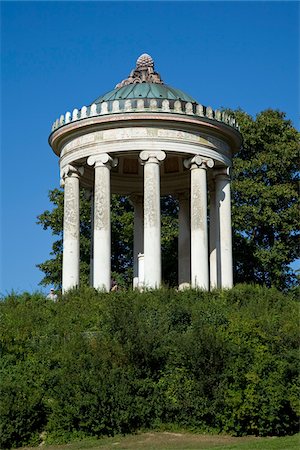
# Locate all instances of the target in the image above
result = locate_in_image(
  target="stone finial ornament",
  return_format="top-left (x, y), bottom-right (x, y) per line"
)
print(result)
top-left (136, 53), bottom-right (154, 69)
top-left (115, 53), bottom-right (164, 88)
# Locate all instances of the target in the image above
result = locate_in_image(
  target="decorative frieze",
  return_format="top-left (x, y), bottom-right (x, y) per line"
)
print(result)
top-left (51, 99), bottom-right (240, 133)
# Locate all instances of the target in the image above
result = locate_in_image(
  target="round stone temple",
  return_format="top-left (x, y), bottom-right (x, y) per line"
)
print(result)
top-left (49, 54), bottom-right (242, 293)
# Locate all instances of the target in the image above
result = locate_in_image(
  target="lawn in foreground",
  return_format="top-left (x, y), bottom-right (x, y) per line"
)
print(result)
top-left (21, 432), bottom-right (300, 450)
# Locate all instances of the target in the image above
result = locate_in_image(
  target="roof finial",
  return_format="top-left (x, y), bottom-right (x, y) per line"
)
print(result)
top-left (115, 53), bottom-right (163, 88)
top-left (136, 53), bottom-right (154, 69)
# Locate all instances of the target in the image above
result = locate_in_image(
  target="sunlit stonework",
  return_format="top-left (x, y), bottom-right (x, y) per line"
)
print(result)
top-left (49, 54), bottom-right (242, 292)
top-left (136, 53), bottom-right (154, 68)
top-left (115, 52), bottom-right (163, 88)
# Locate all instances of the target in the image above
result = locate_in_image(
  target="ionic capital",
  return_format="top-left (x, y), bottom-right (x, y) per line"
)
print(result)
top-left (87, 153), bottom-right (118, 169)
top-left (184, 156), bottom-right (214, 170)
top-left (60, 164), bottom-right (84, 187)
top-left (139, 150), bottom-right (166, 165)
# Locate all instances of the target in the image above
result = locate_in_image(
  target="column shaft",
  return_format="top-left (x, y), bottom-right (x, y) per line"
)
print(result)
top-left (88, 154), bottom-right (118, 291)
top-left (89, 191), bottom-right (94, 286)
top-left (178, 193), bottom-right (190, 288)
top-left (209, 186), bottom-right (218, 289)
top-left (140, 151), bottom-right (166, 289)
top-left (61, 167), bottom-right (81, 292)
top-left (215, 172), bottom-right (233, 288)
top-left (94, 164), bottom-right (111, 291)
top-left (191, 165), bottom-right (209, 289)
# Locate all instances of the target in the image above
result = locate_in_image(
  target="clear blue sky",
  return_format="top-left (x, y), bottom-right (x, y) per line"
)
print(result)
top-left (1, 1), bottom-right (299, 294)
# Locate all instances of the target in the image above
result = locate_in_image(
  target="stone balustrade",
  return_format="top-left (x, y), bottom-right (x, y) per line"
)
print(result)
top-left (51, 98), bottom-right (240, 133)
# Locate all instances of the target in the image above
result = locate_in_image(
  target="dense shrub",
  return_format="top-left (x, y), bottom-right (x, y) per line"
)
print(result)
top-left (0, 285), bottom-right (299, 448)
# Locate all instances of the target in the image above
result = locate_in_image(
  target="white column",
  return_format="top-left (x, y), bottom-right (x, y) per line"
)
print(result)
top-left (139, 150), bottom-right (166, 289)
top-left (209, 182), bottom-right (218, 289)
top-left (184, 156), bottom-right (214, 290)
top-left (87, 153), bottom-right (118, 291)
top-left (215, 168), bottom-right (233, 288)
top-left (178, 192), bottom-right (191, 289)
top-left (60, 164), bottom-right (84, 293)
top-left (89, 190), bottom-right (94, 286)
top-left (130, 195), bottom-right (144, 289)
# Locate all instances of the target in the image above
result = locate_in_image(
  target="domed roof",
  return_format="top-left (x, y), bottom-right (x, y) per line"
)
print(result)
top-left (50, 53), bottom-right (241, 137)
top-left (93, 83), bottom-right (197, 104)
top-left (91, 53), bottom-right (197, 105)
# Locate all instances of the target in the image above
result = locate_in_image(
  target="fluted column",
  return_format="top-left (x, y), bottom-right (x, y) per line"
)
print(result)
top-left (184, 156), bottom-right (214, 290)
top-left (139, 150), bottom-right (166, 289)
top-left (87, 153), bottom-right (118, 291)
top-left (178, 192), bottom-right (191, 289)
top-left (129, 195), bottom-right (144, 289)
top-left (215, 168), bottom-right (233, 288)
top-left (209, 182), bottom-right (218, 289)
top-left (60, 164), bottom-right (84, 292)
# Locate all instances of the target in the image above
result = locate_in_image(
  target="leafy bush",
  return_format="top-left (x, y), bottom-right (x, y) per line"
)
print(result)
top-left (0, 285), bottom-right (299, 448)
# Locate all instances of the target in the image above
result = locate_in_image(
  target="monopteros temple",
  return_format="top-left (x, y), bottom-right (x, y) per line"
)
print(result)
top-left (49, 54), bottom-right (242, 292)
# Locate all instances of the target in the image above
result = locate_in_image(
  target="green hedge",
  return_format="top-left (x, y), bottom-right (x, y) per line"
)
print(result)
top-left (0, 285), bottom-right (299, 448)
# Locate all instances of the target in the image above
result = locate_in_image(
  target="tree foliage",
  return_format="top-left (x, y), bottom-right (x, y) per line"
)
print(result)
top-left (229, 109), bottom-right (299, 289)
top-left (37, 109), bottom-right (299, 290)
top-left (0, 286), bottom-right (299, 448)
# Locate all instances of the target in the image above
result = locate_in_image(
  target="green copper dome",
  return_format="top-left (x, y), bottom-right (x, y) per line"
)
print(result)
top-left (50, 53), bottom-right (242, 135)
top-left (91, 54), bottom-right (197, 105)
top-left (93, 83), bottom-right (197, 104)
top-left (52, 53), bottom-right (239, 132)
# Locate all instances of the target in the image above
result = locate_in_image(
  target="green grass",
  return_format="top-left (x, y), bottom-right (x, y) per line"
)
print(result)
top-left (21, 432), bottom-right (300, 450)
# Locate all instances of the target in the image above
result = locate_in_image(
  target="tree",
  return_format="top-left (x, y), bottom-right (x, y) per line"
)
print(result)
top-left (229, 109), bottom-right (299, 289)
top-left (37, 109), bottom-right (299, 290)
